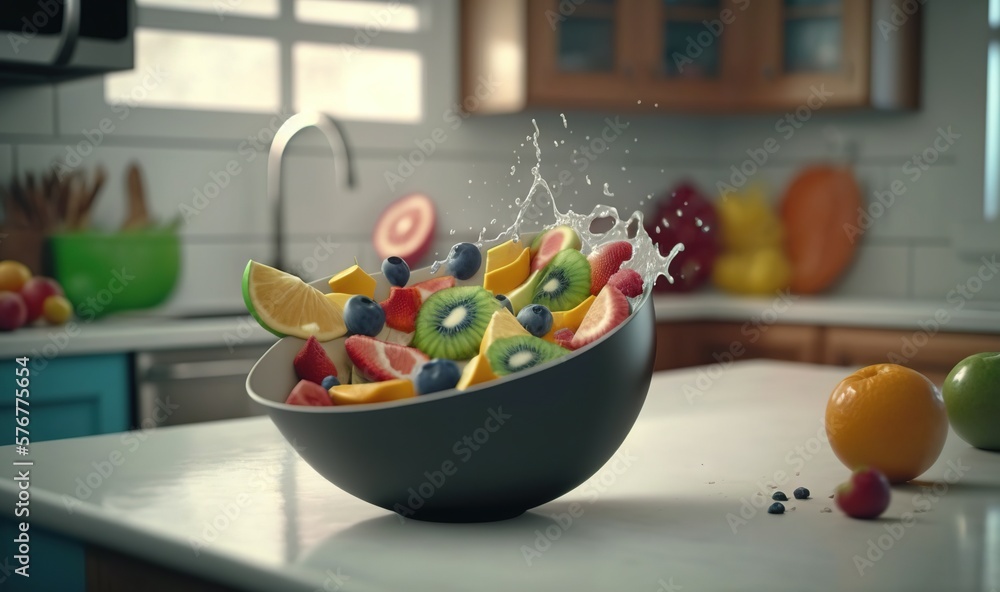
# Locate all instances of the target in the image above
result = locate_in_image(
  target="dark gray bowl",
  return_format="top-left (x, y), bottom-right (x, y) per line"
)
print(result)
top-left (246, 266), bottom-right (656, 523)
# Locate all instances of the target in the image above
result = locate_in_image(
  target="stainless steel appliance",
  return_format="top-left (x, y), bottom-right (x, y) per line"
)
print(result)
top-left (135, 343), bottom-right (270, 428)
top-left (0, 0), bottom-right (134, 81)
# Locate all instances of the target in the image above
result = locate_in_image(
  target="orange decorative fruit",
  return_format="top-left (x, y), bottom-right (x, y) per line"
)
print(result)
top-left (825, 364), bottom-right (948, 483)
top-left (0, 260), bottom-right (32, 293)
top-left (781, 165), bottom-right (862, 294)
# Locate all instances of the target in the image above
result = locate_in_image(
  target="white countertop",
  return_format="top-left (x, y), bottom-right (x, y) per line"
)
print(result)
top-left (2, 293), bottom-right (999, 359)
top-left (2, 361), bottom-right (997, 592)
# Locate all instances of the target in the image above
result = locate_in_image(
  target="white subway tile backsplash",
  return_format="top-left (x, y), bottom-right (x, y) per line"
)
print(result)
top-left (912, 246), bottom-right (1000, 303)
top-left (154, 241), bottom-right (270, 316)
top-left (827, 245), bottom-right (910, 299)
top-left (16, 144), bottom-right (268, 237)
top-left (0, 85), bottom-right (55, 135)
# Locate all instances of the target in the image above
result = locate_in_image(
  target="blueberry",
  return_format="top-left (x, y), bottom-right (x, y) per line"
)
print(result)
top-left (793, 487), bottom-right (810, 500)
top-left (446, 242), bottom-right (482, 280)
top-left (343, 295), bottom-right (385, 336)
top-left (321, 375), bottom-right (340, 390)
top-left (495, 294), bottom-right (513, 313)
top-left (768, 502), bottom-right (785, 515)
top-left (772, 491), bottom-right (788, 501)
top-left (415, 359), bottom-right (461, 395)
top-left (381, 256), bottom-right (410, 287)
top-left (517, 304), bottom-right (553, 337)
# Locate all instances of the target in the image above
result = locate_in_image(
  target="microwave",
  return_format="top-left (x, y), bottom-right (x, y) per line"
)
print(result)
top-left (0, 0), bottom-right (134, 82)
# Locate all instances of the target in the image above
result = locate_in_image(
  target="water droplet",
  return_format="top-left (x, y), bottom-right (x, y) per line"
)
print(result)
top-left (490, 218), bottom-right (497, 225)
top-left (637, 99), bottom-right (642, 105)
top-left (695, 217), bottom-right (704, 227)
top-left (625, 149), bottom-right (630, 154)
top-left (676, 209), bottom-right (683, 217)
top-left (560, 113), bottom-right (568, 128)
top-left (654, 103), bottom-right (659, 107)
top-left (510, 165), bottom-right (516, 175)
top-left (449, 229), bottom-right (456, 235)
top-left (655, 226), bottom-right (661, 234)
top-left (621, 166), bottom-right (627, 171)
top-left (586, 175), bottom-right (592, 185)
top-left (553, 140), bottom-right (559, 147)
top-left (603, 183), bottom-right (615, 197)
top-left (639, 200), bottom-right (644, 206)
top-left (660, 168), bottom-right (665, 173)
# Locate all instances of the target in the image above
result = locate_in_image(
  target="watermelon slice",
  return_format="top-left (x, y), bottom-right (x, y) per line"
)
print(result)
top-left (373, 193), bottom-right (436, 267)
top-left (345, 335), bottom-right (430, 382)
top-left (529, 226), bottom-right (581, 272)
top-left (411, 275), bottom-right (455, 301)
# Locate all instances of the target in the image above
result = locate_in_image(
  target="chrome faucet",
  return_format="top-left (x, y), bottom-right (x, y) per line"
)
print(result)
top-left (267, 112), bottom-right (355, 274)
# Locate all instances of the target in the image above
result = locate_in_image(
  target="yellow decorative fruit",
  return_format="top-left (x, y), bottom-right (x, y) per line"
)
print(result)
top-left (42, 295), bottom-right (73, 324)
top-left (329, 379), bottom-right (415, 405)
top-left (543, 295), bottom-right (595, 342)
top-left (479, 308), bottom-right (529, 356)
top-left (483, 247), bottom-right (530, 295)
top-left (0, 260), bottom-right (32, 293)
top-left (456, 354), bottom-right (497, 390)
top-left (327, 264), bottom-right (376, 299)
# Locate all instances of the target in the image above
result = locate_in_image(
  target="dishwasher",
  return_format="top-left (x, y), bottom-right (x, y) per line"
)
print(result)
top-left (135, 343), bottom-right (272, 427)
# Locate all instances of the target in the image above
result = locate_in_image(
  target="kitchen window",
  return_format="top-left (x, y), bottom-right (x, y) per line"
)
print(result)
top-left (105, 0), bottom-right (426, 123)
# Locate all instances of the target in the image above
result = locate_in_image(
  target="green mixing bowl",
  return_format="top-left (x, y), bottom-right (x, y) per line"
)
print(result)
top-left (49, 230), bottom-right (181, 317)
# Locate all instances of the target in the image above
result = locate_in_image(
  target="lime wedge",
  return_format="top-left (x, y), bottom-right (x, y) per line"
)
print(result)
top-left (242, 260), bottom-right (347, 341)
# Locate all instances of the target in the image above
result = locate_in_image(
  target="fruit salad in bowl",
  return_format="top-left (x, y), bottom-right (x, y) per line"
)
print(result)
top-left (245, 225), bottom-right (658, 522)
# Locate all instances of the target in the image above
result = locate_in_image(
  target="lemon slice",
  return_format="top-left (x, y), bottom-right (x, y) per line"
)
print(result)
top-left (242, 260), bottom-right (347, 341)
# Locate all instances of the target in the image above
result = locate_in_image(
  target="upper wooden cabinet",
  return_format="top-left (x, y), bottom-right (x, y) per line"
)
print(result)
top-left (461, 0), bottom-right (921, 113)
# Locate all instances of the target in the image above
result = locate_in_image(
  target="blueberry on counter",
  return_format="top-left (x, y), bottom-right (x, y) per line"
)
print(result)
top-left (793, 487), bottom-right (810, 500)
top-left (772, 491), bottom-right (788, 501)
top-left (768, 502), bottom-right (785, 515)
top-left (381, 256), bottom-right (410, 287)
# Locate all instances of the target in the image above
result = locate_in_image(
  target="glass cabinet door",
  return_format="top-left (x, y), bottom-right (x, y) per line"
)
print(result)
top-left (661, 0), bottom-right (724, 80)
top-left (782, 0), bottom-right (843, 74)
top-left (555, 0), bottom-right (618, 73)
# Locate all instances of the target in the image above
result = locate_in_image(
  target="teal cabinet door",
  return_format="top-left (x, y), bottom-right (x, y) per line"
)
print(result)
top-left (1, 354), bottom-right (130, 441)
top-left (1, 354), bottom-right (130, 592)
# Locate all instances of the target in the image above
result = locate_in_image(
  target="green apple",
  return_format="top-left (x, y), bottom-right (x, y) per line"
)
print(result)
top-left (942, 352), bottom-right (1000, 451)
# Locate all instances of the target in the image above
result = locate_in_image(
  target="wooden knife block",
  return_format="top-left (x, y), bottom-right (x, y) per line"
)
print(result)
top-left (0, 227), bottom-right (49, 276)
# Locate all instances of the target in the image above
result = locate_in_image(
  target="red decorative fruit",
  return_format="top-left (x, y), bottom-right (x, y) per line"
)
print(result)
top-left (380, 287), bottom-right (422, 333)
top-left (0, 291), bottom-right (28, 331)
top-left (645, 182), bottom-right (719, 293)
top-left (285, 379), bottom-right (333, 406)
top-left (587, 240), bottom-right (633, 295)
top-left (293, 336), bottom-right (338, 384)
top-left (570, 285), bottom-right (630, 349)
top-left (606, 268), bottom-right (643, 297)
top-left (411, 275), bottom-right (455, 302)
top-left (20, 276), bottom-right (63, 323)
top-left (373, 193), bottom-right (436, 267)
top-left (835, 467), bottom-right (892, 520)
top-left (345, 334), bottom-right (429, 382)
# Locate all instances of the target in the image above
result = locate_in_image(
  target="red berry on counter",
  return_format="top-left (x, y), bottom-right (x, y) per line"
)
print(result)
top-left (835, 467), bottom-right (891, 520)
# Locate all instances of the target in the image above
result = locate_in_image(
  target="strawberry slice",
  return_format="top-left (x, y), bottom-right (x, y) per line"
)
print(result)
top-left (293, 336), bottom-right (338, 384)
top-left (606, 268), bottom-right (644, 297)
top-left (587, 241), bottom-right (633, 295)
top-left (411, 275), bottom-right (455, 301)
top-left (380, 287), bottom-right (422, 333)
top-left (553, 327), bottom-right (577, 350)
top-left (285, 379), bottom-right (333, 406)
top-left (345, 335), bottom-right (430, 382)
top-left (570, 286), bottom-right (630, 349)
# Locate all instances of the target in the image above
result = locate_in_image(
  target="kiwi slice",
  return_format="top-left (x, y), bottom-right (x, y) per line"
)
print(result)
top-left (531, 249), bottom-right (591, 311)
top-left (413, 286), bottom-right (501, 360)
top-left (486, 335), bottom-right (569, 376)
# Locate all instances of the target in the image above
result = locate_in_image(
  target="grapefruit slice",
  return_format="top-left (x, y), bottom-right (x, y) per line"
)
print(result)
top-left (570, 285), bottom-right (630, 349)
top-left (344, 335), bottom-right (429, 382)
top-left (411, 275), bottom-right (455, 301)
top-left (529, 225), bottom-right (581, 272)
top-left (373, 193), bottom-right (436, 266)
top-left (242, 260), bottom-right (346, 341)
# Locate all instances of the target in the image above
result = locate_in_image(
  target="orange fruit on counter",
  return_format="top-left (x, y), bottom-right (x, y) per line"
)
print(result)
top-left (825, 364), bottom-right (948, 483)
top-left (42, 295), bottom-right (73, 324)
top-left (0, 260), bottom-right (32, 292)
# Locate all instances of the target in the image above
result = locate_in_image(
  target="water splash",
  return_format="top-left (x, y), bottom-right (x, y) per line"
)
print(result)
top-left (560, 113), bottom-right (568, 128)
top-left (603, 183), bottom-right (615, 197)
top-left (429, 119), bottom-right (683, 297)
